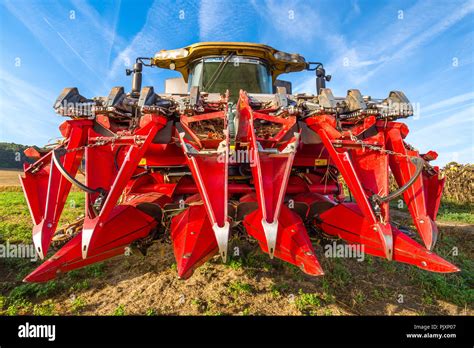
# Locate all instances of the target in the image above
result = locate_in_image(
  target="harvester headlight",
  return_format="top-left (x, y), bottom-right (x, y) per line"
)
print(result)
top-left (154, 48), bottom-right (189, 60)
top-left (274, 51), bottom-right (305, 63)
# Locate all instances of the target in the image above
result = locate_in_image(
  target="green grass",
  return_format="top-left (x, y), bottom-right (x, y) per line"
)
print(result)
top-left (33, 300), bottom-right (57, 316)
top-left (408, 256), bottom-right (473, 308)
top-left (0, 192), bottom-right (34, 242)
top-left (437, 201), bottom-right (473, 223)
top-left (227, 281), bottom-right (254, 296)
top-left (390, 199), bottom-right (473, 224)
top-left (85, 263), bottom-right (105, 278)
top-left (113, 304), bottom-right (126, 316)
top-left (241, 307), bottom-right (251, 316)
top-left (409, 231), bottom-right (473, 307)
top-left (71, 296), bottom-right (86, 313)
top-left (70, 279), bottom-right (90, 292)
top-left (295, 289), bottom-right (321, 314)
top-left (3, 298), bottom-right (33, 315)
top-left (327, 258), bottom-right (352, 286)
top-left (353, 290), bottom-right (366, 305)
top-left (146, 308), bottom-right (157, 316)
top-left (0, 261), bottom-right (107, 315)
top-left (227, 258), bottom-right (244, 270)
top-left (270, 283), bottom-right (289, 297)
top-left (241, 251), bottom-right (273, 269)
top-left (9, 282), bottom-right (60, 301)
top-left (0, 191), bottom-right (99, 315)
top-left (0, 191), bottom-right (85, 243)
top-left (0, 190), bottom-right (472, 315)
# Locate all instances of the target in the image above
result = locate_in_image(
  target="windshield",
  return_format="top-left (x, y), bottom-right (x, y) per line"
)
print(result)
top-left (188, 56), bottom-right (273, 98)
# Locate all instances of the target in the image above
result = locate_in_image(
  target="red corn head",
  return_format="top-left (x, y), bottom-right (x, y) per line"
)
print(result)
top-left (18, 48), bottom-right (459, 282)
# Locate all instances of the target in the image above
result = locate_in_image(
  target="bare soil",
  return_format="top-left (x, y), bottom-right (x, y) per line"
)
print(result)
top-left (1, 170), bottom-right (471, 316)
top-left (0, 169), bottom-right (22, 187)
top-left (32, 217), bottom-right (473, 316)
top-left (0, 169), bottom-right (84, 190)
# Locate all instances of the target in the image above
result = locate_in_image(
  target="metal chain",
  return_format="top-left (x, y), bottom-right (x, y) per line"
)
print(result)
top-left (59, 127), bottom-right (418, 162)
top-left (62, 134), bottom-right (128, 154)
top-left (346, 131), bottom-right (418, 160)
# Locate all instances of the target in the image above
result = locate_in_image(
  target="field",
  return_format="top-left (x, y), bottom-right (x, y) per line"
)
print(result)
top-left (0, 169), bottom-right (23, 187)
top-left (0, 169), bottom-right (472, 316)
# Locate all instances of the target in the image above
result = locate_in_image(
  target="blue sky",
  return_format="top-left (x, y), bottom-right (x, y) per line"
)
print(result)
top-left (0, 0), bottom-right (473, 165)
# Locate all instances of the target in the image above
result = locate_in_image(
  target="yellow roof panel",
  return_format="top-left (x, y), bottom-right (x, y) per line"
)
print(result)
top-left (152, 42), bottom-right (307, 81)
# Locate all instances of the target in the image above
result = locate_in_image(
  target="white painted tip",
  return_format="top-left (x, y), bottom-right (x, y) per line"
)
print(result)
top-left (81, 228), bottom-right (94, 259)
top-left (261, 219), bottom-right (278, 259)
top-left (32, 232), bottom-right (44, 260)
top-left (383, 232), bottom-right (394, 261)
top-left (430, 227), bottom-right (438, 250)
top-left (212, 222), bottom-right (230, 262)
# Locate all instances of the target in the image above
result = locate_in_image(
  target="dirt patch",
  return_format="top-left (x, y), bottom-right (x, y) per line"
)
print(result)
top-left (0, 169), bottom-right (85, 192)
top-left (0, 169), bottom-right (22, 187)
top-left (1, 208), bottom-right (471, 316)
top-left (42, 217), bottom-right (472, 316)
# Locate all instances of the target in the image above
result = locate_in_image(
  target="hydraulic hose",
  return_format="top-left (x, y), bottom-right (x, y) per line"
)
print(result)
top-left (52, 147), bottom-right (106, 195)
top-left (371, 156), bottom-right (424, 204)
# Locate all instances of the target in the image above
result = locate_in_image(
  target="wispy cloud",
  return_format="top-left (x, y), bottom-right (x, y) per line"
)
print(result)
top-left (250, 0), bottom-right (325, 45)
top-left (70, 0), bottom-right (125, 65)
top-left (199, 0), bottom-right (257, 42)
top-left (0, 68), bottom-right (59, 145)
top-left (42, 17), bottom-right (100, 78)
top-left (108, 0), bottom-right (200, 84)
top-left (408, 101), bottom-right (474, 164)
top-left (421, 91), bottom-right (474, 114)
top-left (286, 0), bottom-right (474, 92)
top-left (4, 0), bottom-right (123, 95)
top-left (351, 0), bottom-right (474, 84)
top-left (412, 106), bottom-right (474, 135)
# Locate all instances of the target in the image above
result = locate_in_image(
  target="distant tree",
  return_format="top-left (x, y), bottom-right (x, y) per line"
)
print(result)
top-left (0, 142), bottom-right (36, 169)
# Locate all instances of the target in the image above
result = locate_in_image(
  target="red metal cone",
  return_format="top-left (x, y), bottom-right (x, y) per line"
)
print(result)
top-left (23, 234), bottom-right (125, 283)
top-left (244, 205), bottom-right (324, 276)
top-left (24, 203), bottom-right (159, 283)
top-left (170, 204), bottom-right (218, 279)
top-left (318, 203), bottom-right (459, 273)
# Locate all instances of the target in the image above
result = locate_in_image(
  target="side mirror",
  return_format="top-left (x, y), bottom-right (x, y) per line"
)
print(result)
top-left (306, 62), bottom-right (330, 95)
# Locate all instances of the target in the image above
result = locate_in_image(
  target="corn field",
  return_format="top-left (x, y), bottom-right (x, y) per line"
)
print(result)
top-left (341, 162), bottom-right (473, 205)
top-left (441, 162), bottom-right (473, 204)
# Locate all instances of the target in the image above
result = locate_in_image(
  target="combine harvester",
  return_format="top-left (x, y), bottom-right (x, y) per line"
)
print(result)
top-left (20, 42), bottom-right (458, 282)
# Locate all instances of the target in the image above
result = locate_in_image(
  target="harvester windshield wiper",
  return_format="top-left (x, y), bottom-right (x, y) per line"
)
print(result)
top-left (202, 52), bottom-right (235, 92)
